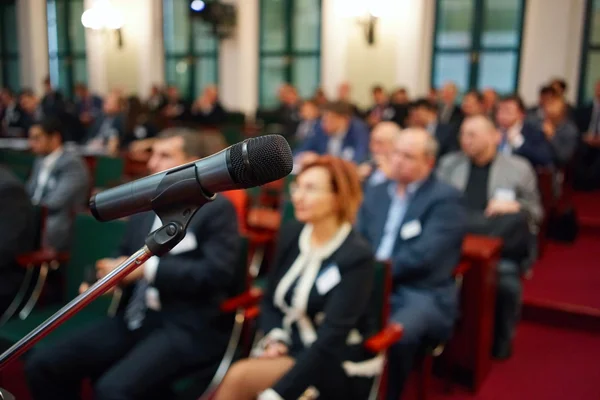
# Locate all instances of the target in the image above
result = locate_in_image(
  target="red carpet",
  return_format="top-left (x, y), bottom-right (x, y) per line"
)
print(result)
top-left (524, 235), bottom-right (600, 309)
top-left (427, 322), bottom-right (600, 400)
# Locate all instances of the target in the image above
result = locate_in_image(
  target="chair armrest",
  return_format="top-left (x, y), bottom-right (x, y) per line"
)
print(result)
top-left (245, 305), bottom-right (261, 320)
top-left (247, 208), bottom-right (282, 231)
top-left (453, 260), bottom-right (471, 278)
top-left (364, 323), bottom-right (403, 353)
top-left (461, 235), bottom-right (502, 262)
top-left (220, 288), bottom-right (264, 313)
top-left (16, 248), bottom-right (70, 268)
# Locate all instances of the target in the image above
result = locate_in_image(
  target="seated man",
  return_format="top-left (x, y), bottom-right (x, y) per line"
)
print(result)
top-left (357, 128), bottom-right (466, 400)
top-left (295, 101), bottom-right (369, 166)
top-left (26, 128), bottom-right (240, 400)
top-left (357, 121), bottom-right (401, 188)
top-left (438, 115), bottom-right (543, 359)
top-left (0, 166), bottom-right (35, 315)
top-left (26, 117), bottom-right (90, 251)
top-left (495, 95), bottom-right (554, 167)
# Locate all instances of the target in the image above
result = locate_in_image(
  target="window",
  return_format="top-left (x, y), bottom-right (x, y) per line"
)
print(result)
top-left (163, 0), bottom-right (219, 101)
top-left (0, 0), bottom-right (20, 91)
top-left (579, 0), bottom-right (600, 105)
top-left (259, 0), bottom-right (321, 108)
top-left (431, 0), bottom-right (526, 94)
top-left (47, 0), bottom-right (88, 98)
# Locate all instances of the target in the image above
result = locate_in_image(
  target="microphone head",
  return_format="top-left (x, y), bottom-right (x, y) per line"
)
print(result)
top-left (228, 134), bottom-right (293, 187)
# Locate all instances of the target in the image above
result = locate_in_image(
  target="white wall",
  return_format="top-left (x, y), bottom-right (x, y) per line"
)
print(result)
top-left (17, 0), bottom-right (49, 96)
top-left (321, 0), bottom-right (435, 107)
top-left (14, 0), bottom-right (589, 108)
top-left (519, 0), bottom-right (587, 105)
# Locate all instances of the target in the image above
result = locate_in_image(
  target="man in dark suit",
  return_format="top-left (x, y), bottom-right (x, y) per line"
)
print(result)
top-left (411, 98), bottom-right (458, 158)
top-left (190, 85), bottom-right (227, 126)
top-left (85, 92), bottom-right (124, 153)
top-left (495, 95), bottom-right (554, 167)
top-left (25, 128), bottom-right (240, 400)
top-left (574, 80), bottom-right (600, 190)
top-left (26, 117), bottom-right (90, 251)
top-left (357, 128), bottom-right (467, 400)
top-left (0, 166), bottom-right (35, 315)
top-left (294, 101), bottom-right (370, 166)
top-left (438, 82), bottom-right (463, 125)
top-left (0, 89), bottom-right (28, 137)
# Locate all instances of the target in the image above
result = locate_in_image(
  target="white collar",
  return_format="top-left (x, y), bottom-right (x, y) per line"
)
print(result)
top-left (42, 147), bottom-right (64, 167)
top-left (273, 222), bottom-right (352, 346)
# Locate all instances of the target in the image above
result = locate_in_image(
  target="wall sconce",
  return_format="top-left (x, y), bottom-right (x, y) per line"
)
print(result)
top-left (356, 13), bottom-right (378, 46)
top-left (81, 0), bottom-right (125, 48)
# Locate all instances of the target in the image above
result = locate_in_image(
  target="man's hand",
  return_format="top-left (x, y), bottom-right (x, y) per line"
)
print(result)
top-left (485, 199), bottom-right (521, 217)
top-left (79, 282), bottom-right (115, 295)
top-left (96, 256), bottom-right (128, 280)
top-left (260, 342), bottom-right (289, 359)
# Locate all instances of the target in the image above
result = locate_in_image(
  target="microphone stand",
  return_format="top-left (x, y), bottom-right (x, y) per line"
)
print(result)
top-left (0, 182), bottom-right (214, 372)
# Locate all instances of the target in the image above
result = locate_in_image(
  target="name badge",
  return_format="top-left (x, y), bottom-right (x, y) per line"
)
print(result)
top-left (316, 264), bottom-right (341, 295)
top-left (494, 188), bottom-right (516, 202)
top-left (400, 219), bottom-right (422, 240)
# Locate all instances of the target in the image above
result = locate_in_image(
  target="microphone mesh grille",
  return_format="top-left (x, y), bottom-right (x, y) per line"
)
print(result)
top-left (229, 134), bottom-right (293, 187)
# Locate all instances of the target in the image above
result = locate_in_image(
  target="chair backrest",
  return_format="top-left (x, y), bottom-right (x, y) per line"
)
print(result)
top-left (94, 156), bottom-right (124, 188)
top-left (0, 149), bottom-right (35, 182)
top-left (222, 190), bottom-right (249, 231)
top-left (65, 213), bottom-right (127, 311)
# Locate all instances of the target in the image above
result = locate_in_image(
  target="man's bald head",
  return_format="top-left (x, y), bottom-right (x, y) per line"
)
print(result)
top-left (388, 128), bottom-right (438, 185)
top-left (460, 115), bottom-right (499, 163)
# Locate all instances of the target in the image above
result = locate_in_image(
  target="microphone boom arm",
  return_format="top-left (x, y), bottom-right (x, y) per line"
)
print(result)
top-left (0, 168), bottom-right (215, 369)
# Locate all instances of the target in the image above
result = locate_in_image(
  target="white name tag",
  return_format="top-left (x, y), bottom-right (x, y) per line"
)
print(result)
top-left (316, 264), bottom-right (341, 295)
top-left (341, 147), bottom-right (355, 161)
top-left (400, 219), bottom-right (422, 240)
top-left (494, 188), bottom-right (516, 202)
top-left (170, 232), bottom-right (198, 255)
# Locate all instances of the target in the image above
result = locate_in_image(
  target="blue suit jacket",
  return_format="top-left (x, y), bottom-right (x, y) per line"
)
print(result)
top-left (512, 121), bottom-right (554, 167)
top-left (357, 175), bottom-right (467, 294)
top-left (294, 117), bottom-right (370, 164)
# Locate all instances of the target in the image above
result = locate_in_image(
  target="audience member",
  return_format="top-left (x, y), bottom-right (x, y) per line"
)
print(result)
top-left (0, 166), bottom-right (35, 315)
top-left (482, 88), bottom-right (498, 119)
top-left (461, 90), bottom-right (485, 118)
top-left (542, 96), bottom-right (579, 166)
top-left (295, 101), bottom-right (369, 166)
top-left (26, 117), bottom-right (90, 251)
top-left (40, 76), bottom-right (65, 118)
top-left (336, 82), bottom-right (361, 116)
top-left (527, 85), bottom-right (557, 125)
top-left (274, 83), bottom-right (301, 139)
top-left (190, 84), bottom-right (227, 125)
top-left (366, 85), bottom-right (404, 127)
top-left (312, 87), bottom-right (328, 109)
top-left (294, 99), bottom-right (320, 142)
top-left (73, 82), bottom-right (103, 128)
top-left (0, 88), bottom-right (27, 137)
top-left (162, 85), bottom-right (189, 120)
top-left (85, 92), bottom-right (124, 154)
top-left (357, 121), bottom-right (401, 187)
top-left (438, 115), bottom-right (542, 358)
top-left (411, 98), bottom-right (457, 157)
top-left (495, 95), bottom-right (553, 167)
top-left (121, 96), bottom-right (158, 151)
top-left (438, 82), bottom-right (463, 125)
top-left (146, 84), bottom-right (167, 113)
top-left (357, 128), bottom-right (466, 399)
top-left (26, 128), bottom-right (240, 400)
top-left (217, 156), bottom-right (376, 400)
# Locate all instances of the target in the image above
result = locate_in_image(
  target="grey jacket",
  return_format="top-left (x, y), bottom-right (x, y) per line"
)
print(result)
top-left (437, 151), bottom-right (543, 226)
top-left (26, 150), bottom-right (90, 251)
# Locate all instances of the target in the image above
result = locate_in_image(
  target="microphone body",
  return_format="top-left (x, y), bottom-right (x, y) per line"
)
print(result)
top-left (90, 135), bottom-right (293, 222)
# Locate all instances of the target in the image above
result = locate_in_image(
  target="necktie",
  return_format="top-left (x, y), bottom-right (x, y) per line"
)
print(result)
top-left (124, 279), bottom-right (148, 330)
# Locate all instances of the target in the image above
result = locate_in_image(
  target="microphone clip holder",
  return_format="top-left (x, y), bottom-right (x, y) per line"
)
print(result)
top-left (0, 164), bottom-right (215, 371)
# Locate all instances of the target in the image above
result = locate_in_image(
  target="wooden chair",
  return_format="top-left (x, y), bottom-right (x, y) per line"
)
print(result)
top-left (219, 261), bottom-right (404, 400)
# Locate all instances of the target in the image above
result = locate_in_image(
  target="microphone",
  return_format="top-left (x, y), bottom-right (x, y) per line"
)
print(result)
top-left (90, 134), bottom-right (293, 222)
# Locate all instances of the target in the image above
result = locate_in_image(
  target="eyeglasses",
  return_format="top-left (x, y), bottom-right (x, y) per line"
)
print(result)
top-left (289, 183), bottom-right (333, 196)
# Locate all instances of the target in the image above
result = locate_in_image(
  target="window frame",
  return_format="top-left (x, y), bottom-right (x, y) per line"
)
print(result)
top-left (578, 0), bottom-right (600, 106)
top-left (162, 0), bottom-right (220, 102)
top-left (0, 0), bottom-right (20, 91)
top-left (258, 0), bottom-right (322, 107)
top-left (430, 0), bottom-right (527, 94)
top-left (46, 0), bottom-right (88, 99)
